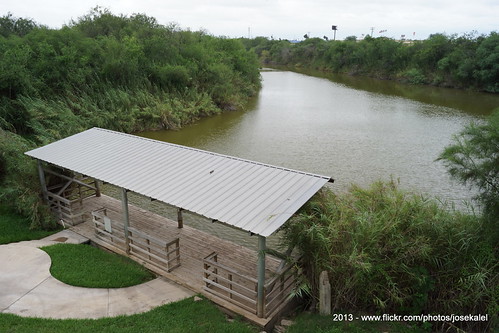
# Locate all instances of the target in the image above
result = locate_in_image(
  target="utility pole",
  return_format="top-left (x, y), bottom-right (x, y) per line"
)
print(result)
top-left (370, 27), bottom-right (375, 37)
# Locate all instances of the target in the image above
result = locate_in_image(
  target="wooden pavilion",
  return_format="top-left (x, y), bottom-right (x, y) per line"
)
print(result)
top-left (25, 128), bottom-right (333, 327)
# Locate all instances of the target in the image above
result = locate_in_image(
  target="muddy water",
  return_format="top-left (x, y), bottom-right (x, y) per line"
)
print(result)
top-left (132, 70), bottom-right (498, 250)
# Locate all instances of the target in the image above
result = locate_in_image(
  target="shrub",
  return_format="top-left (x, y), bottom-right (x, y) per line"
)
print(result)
top-left (402, 68), bottom-right (427, 85)
top-left (0, 9), bottom-right (261, 228)
top-left (281, 180), bottom-right (497, 332)
top-left (438, 110), bottom-right (499, 226)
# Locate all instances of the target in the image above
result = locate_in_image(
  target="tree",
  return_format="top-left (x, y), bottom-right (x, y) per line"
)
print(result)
top-left (438, 111), bottom-right (499, 223)
top-left (475, 32), bottom-right (499, 92)
top-left (0, 13), bottom-right (38, 37)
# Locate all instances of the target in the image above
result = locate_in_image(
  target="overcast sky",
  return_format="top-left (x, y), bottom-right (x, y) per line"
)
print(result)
top-left (2, 0), bottom-right (498, 40)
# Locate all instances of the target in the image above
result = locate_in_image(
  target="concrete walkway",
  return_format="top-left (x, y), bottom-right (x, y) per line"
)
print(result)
top-left (0, 230), bottom-right (194, 319)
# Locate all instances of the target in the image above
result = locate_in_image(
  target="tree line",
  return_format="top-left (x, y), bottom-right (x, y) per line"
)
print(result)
top-left (0, 8), bottom-right (260, 228)
top-left (241, 33), bottom-right (499, 92)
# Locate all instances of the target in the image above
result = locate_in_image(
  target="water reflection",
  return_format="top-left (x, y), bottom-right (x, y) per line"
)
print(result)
top-left (287, 67), bottom-right (498, 116)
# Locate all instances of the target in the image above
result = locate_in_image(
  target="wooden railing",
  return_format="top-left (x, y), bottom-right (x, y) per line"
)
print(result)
top-left (45, 171), bottom-right (99, 204)
top-left (92, 208), bottom-right (127, 250)
top-left (128, 227), bottom-right (181, 272)
top-left (264, 260), bottom-right (299, 316)
top-left (46, 175), bottom-right (99, 226)
top-left (47, 191), bottom-right (86, 226)
top-left (203, 252), bottom-right (300, 318)
top-left (203, 252), bottom-right (258, 314)
top-left (92, 208), bottom-right (181, 272)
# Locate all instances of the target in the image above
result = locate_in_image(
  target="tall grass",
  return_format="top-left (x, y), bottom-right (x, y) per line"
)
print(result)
top-left (281, 180), bottom-right (497, 332)
top-left (0, 86), bottom-right (222, 229)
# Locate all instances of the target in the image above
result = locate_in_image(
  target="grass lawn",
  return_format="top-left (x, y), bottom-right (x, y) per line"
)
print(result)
top-left (286, 312), bottom-right (429, 333)
top-left (0, 205), bottom-right (60, 244)
top-left (41, 243), bottom-right (156, 288)
top-left (0, 296), bottom-right (258, 333)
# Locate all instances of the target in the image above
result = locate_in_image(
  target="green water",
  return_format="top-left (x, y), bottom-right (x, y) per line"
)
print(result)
top-left (134, 70), bottom-right (498, 249)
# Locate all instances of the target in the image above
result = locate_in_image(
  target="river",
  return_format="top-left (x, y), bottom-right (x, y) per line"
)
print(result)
top-left (128, 69), bottom-right (498, 250)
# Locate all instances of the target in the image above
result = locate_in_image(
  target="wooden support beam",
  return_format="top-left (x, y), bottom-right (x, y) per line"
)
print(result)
top-left (177, 208), bottom-right (183, 229)
top-left (94, 179), bottom-right (101, 197)
top-left (37, 160), bottom-right (49, 203)
top-left (121, 187), bottom-right (131, 254)
top-left (56, 179), bottom-right (73, 196)
top-left (257, 235), bottom-right (266, 318)
top-left (43, 168), bottom-right (97, 191)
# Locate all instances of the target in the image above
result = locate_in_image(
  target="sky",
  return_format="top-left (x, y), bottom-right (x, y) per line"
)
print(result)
top-left (2, 0), bottom-right (498, 40)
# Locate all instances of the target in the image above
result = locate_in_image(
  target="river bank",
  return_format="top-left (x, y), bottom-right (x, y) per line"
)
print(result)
top-left (242, 33), bottom-right (499, 93)
top-left (268, 66), bottom-right (499, 115)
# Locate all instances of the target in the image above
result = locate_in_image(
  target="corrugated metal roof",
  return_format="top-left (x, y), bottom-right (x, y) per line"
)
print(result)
top-left (25, 128), bottom-right (332, 237)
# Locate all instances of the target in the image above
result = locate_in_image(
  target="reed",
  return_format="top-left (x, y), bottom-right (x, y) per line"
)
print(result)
top-left (281, 180), bottom-right (497, 332)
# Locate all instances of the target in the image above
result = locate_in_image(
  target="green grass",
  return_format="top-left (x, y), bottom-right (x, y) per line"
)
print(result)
top-left (0, 205), bottom-right (60, 244)
top-left (286, 312), bottom-right (429, 333)
top-left (0, 296), bottom-right (258, 333)
top-left (41, 243), bottom-right (155, 288)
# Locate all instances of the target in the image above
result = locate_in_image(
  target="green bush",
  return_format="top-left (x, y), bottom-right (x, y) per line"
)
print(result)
top-left (438, 110), bottom-right (499, 225)
top-left (0, 9), bottom-right (261, 228)
top-left (402, 68), bottom-right (427, 85)
top-left (281, 181), bottom-right (497, 332)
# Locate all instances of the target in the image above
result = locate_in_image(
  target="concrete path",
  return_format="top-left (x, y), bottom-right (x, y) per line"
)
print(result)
top-left (0, 230), bottom-right (194, 319)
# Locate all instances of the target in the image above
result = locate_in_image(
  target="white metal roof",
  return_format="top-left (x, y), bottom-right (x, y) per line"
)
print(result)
top-left (25, 128), bottom-right (332, 237)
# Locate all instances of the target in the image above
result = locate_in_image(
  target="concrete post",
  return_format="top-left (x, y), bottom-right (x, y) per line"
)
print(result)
top-left (319, 270), bottom-right (331, 315)
top-left (257, 235), bottom-right (266, 318)
top-left (121, 187), bottom-right (130, 253)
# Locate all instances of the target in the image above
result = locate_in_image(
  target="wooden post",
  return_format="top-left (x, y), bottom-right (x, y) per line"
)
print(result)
top-left (37, 161), bottom-right (49, 203)
top-left (257, 235), bottom-right (266, 318)
top-left (228, 274), bottom-right (233, 299)
top-left (146, 238), bottom-right (151, 260)
top-left (121, 188), bottom-right (130, 254)
top-left (319, 271), bottom-right (331, 315)
top-left (94, 179), bottom-right (101, 197)
top-left (177, 208), bottom-right (183, 228)
top-left (204, 262), bottom-right (209, 284)
top-left (78, 179), bottom-right (83, 204)
top-left (213, 253), bottom-right (218, 283)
